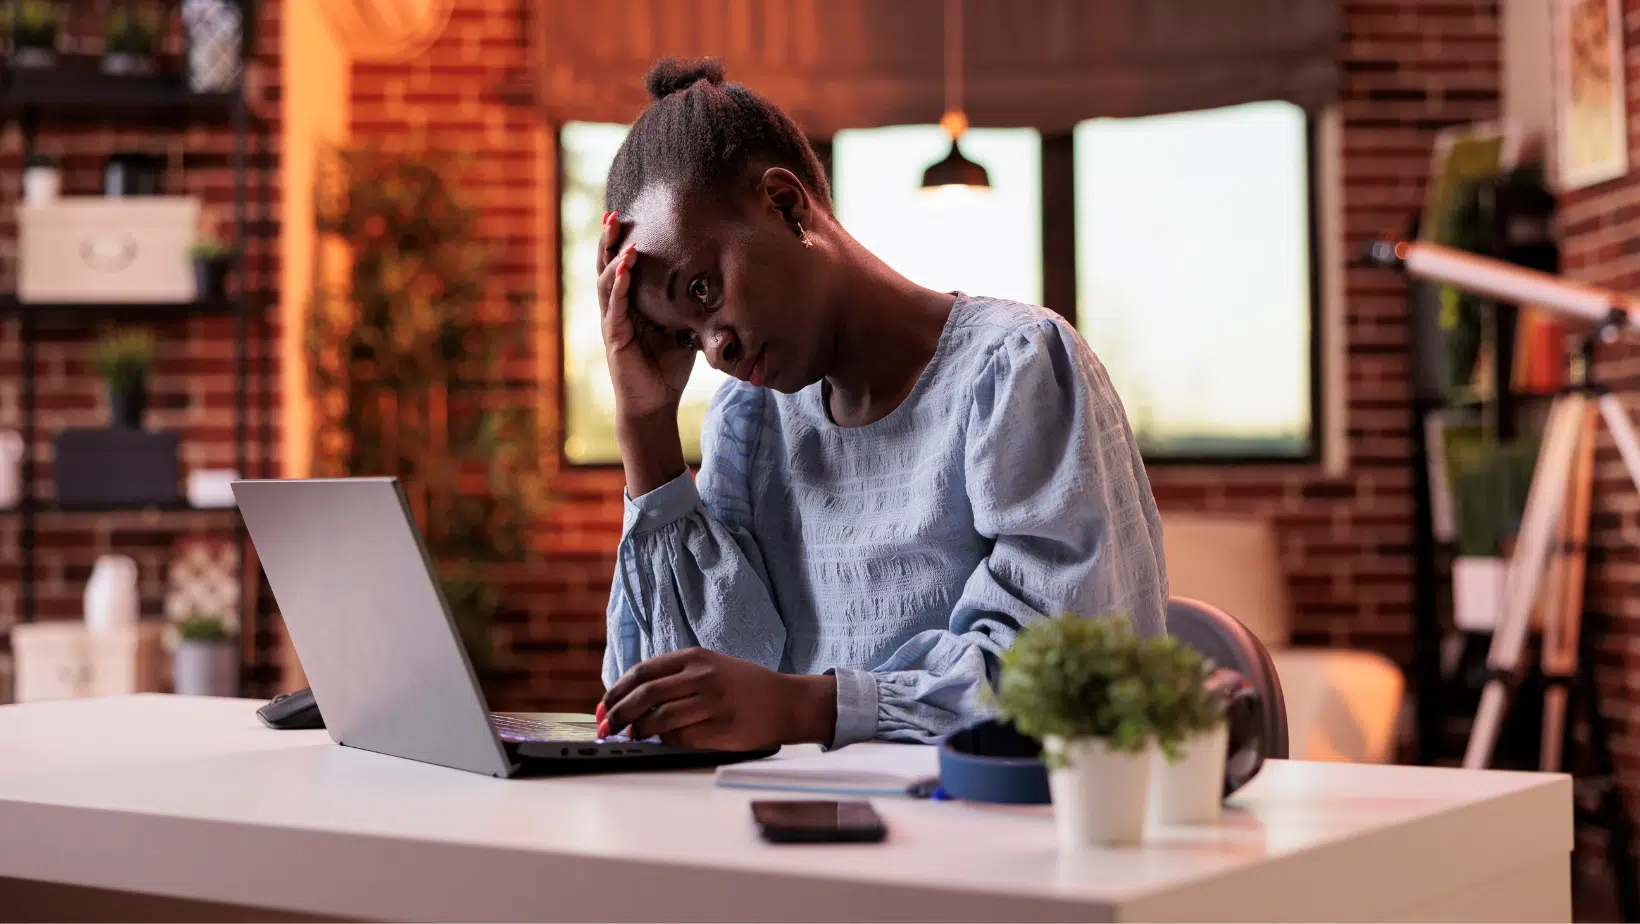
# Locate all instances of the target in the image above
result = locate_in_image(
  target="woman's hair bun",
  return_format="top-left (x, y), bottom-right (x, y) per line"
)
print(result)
top-left (645, 57), bottom-right (726, 100)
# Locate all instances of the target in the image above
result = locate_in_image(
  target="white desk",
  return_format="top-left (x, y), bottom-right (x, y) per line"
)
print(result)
top-left (0, 695), bottom-right (1571, 922)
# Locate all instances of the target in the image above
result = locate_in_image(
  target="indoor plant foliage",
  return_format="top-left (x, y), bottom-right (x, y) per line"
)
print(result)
top-left (307, 144), bottom-right (548, 690)
top-left (94, 329), bottom-right (155, 429)
top-left (992, 614), bottom-right (1160, 847)
top-left (189, 236), bottom-right (235, 302)
top-left (1444, 425), bottom-right (1538, 632)
top-left (8, 0), bottom-right (60, 68)
top-left (103, 4), bottom-right (161, 75)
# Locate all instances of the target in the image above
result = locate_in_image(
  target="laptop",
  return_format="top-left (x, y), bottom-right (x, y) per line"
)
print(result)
top-left (232, 476), bottom-right (778, 778)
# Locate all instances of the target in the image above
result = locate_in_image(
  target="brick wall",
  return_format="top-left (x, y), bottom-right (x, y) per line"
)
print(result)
top-left (0, 2), bottom-right (283, 684)
top-left (338, 0), bottom-right (1502, 715)
top-left (1558, 0), bottom-right (1640, 860)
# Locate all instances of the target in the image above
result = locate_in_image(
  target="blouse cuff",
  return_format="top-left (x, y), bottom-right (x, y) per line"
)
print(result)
top-left (622, 469), bottom-right (699, 537)
top-left (827, 667), bottom-right (880, 749)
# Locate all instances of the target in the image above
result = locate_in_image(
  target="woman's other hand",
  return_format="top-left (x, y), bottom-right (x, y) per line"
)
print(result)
top-left (597, 648), bottom-right (838, 751)
top-left (597, 212), bottom-right (695, 420)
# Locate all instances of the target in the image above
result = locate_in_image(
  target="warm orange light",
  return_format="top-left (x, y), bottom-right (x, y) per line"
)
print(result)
top-left (1395, 241), bottom-right (1410, 260)
top-left (940, 109), bottom-right (969, 140)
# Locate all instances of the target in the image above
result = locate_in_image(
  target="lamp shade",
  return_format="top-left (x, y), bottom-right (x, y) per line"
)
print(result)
top-left (920, 139), bottom-right (991, 191)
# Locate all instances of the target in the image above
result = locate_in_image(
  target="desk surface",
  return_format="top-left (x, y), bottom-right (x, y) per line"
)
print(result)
top-left (0, 695), bottom-right (1572, 923)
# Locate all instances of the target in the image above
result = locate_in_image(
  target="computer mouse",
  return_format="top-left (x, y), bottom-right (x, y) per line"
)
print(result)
top-left (257, 686), bottom-right (325, 730)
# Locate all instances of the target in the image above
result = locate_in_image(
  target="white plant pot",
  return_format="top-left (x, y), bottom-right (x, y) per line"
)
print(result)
top-left (1453, 556), bottom-right (1505, 633)
top-left (173, 640), bottom-right (238, 697)
top-left (1045, 736), bottom-right (1157, 848)
top-left (22, 166), bottom-right (60, 205)
top-left (1151, 723), bottom-right (1229, 825)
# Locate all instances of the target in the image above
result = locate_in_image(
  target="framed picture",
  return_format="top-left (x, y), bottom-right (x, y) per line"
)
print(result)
top-left (1555, 0), bottom-right (1629, 190)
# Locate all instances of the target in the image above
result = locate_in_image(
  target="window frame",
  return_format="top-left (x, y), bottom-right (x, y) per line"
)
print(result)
top-left (555, 119), bottom-right (1323, 468)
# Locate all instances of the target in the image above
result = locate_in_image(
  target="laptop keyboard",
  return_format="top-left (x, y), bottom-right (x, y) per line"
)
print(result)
top-left (490, 713), bottom-right (603, 743)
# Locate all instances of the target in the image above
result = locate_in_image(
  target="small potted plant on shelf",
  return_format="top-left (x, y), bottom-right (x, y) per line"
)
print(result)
top-left (94, 329), bottom-right (155, 430)
top-left (171, 612), bottom-right (237, 697)
top-left (992, 613), bottom-right (1160, 848)
top-left (9, 0), bottom-right (60, 70)
top-left (1445, 426), bottom-right (1538, 633)
top-left (1140, 634), bottom-right (1231, 825)
top-left (188, 236), bottom-right (235, 302)
top-left (103, 4), bottom-right (161, 76)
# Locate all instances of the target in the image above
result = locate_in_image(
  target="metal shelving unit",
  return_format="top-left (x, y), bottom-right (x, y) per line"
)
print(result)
top-left (3, 33), bottom-right (271, 691)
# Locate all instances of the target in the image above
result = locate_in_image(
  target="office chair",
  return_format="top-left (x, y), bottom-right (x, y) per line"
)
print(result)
top-left (1166, 597), bottom-right (1290, 793)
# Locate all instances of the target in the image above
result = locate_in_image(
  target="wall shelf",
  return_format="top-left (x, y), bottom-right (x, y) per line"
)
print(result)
top-left (0, 296), bottom-right (248, 321)
top-left (0, 61), bottom-right (237, 123)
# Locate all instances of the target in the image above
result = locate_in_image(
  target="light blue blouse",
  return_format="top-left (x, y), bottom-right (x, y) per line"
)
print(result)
top-left (603, 294), bottom-right (1168, 748)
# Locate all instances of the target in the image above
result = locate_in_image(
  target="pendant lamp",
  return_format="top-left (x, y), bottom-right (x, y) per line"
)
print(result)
top-left (921, 0), bottom-right (991, 192)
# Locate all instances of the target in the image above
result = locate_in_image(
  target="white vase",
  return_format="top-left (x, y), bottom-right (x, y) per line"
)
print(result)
top-left (1045, 736), bottom-right (1157, 848)
top-left (1151, 723), bottom-right (1230, 825)
top-left (84, 555), bottom-right (141, 634)
top-left (0, 429), bottom-right (21, 509)
top-left (1453, 556), bottom-right (1505, 632)
top-left (173, 640), bottom-right (237, 697)
top-left (22, 166), bottom-right (60, 205)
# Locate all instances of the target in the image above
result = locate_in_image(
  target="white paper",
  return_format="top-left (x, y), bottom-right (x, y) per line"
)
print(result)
top-left (715, 743), bottom-right (940, 796)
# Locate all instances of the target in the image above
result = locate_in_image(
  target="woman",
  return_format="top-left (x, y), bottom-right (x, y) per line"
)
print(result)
top-left (595, 57), bottom-right (1167, 751)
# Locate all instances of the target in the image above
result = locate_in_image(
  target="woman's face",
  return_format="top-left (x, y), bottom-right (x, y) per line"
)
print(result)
top-left (622, 176), bottom-right (834, 394)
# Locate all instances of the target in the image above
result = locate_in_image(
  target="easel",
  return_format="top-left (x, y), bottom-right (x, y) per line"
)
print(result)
top-left (1463, 320), bottom-right (1640, 920)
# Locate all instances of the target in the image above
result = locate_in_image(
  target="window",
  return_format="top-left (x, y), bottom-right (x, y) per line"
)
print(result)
top-left (832, 125), bottom-right (1043, 305)
top-left (558, 122), bottom-right (732, 466)
top-left (1074, 101), bottom-right (1315, 459)
top-left (560, 103), bottom-right (1319, 465)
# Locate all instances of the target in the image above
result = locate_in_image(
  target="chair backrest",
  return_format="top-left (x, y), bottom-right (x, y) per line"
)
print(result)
top-left (1160, 513), bottom-right (1293, 648)
top-left (1166, 597), bottom-right (1290, 769)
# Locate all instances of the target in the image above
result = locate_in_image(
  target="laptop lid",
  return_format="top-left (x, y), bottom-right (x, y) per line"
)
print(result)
top-left (232, 477), bottom-right (515, 778)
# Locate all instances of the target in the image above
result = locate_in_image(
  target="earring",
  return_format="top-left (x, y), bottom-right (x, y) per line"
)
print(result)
top-left (797, 222), bottom-right (814, 248)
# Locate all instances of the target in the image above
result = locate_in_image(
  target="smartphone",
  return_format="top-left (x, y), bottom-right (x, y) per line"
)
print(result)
top-left (751, 800), bottom-right (887, 844)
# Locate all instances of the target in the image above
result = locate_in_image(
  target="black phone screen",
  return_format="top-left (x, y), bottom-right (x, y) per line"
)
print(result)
top-left (751, 800), bottom-right (887, 843)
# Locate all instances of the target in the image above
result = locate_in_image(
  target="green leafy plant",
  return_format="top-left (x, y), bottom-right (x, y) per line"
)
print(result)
top-left (189, 236), bottom-right (235, 262)
top-left (307, 144), bottom-right (549, 690)
top-left (991, 614), bottom-right (1156, 765)
top-left (1444, 425), bottom-right (1539, 557)
top-left (104, 5), bottom-right (159, 57)
top-left (10, 0), bottom-right (59, 50)
top-left (1133, 633), bottom-right (1224, 762)
top-left (177, 613), bottom-right (233, 643)
top-left (93, 329), bottom-right (155, 395)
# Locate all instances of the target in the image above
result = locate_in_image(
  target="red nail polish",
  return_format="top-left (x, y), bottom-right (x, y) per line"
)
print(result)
top-left (598, 720), bottom-right (611, 738)
top-left (603, 211), bottom-right (613, 225)
top-left (595, 701), bottom-right (606, 722)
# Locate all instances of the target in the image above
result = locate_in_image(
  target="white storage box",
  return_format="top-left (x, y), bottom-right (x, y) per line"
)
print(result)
top-left (12, 621), bottom-right (168, 702)
top-left (12, 622), bottom-right (91, 702)
top-left (19, 197), bottom-right (201, 303)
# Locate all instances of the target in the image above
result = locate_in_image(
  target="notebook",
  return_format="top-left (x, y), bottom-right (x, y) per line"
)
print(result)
top-left (714, 742), bottom-right (940, 797)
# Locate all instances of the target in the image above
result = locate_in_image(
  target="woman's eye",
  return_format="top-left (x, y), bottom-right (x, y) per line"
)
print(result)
top-left (689, 277), bottom-right (710, 303)
top-left (675, 329), bottom-right (698, 350)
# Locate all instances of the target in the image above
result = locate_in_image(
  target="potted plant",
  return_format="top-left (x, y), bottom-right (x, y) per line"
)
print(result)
top-left (9, 0), bottom-right (59, 69)
top-left (22, 152), bottom-right (59, 205)
top-left (171, 613), bottom-right (237, 697)
top-left (1141, 635), bottom-right (1231, 825)
top-left (992, 614), bottom-right (1159, 848)
top-left (94, 329), bottom-right (155, 429)
top-left (1444, 427), bottom-right (1538, 632)
top-left (189, 236), bottom-right (234, 302)
top-left (103, 5), bottom-right (161, 75)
